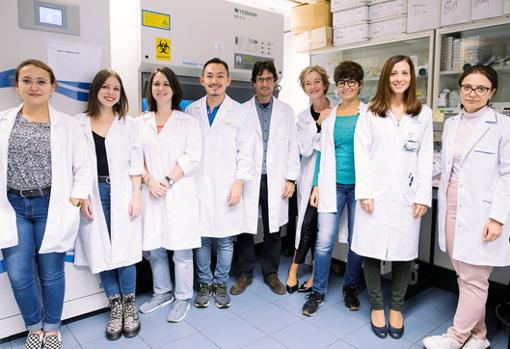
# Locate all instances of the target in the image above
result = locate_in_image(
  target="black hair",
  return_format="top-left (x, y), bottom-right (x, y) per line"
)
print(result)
top-left (251, 60), bottom-right (278, 83)
top-left (202, 57), bottom-right (229, 76)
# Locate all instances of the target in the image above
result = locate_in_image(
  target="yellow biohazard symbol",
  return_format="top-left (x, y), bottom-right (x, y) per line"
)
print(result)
top-left (156, 37), bottom-right (171, 61)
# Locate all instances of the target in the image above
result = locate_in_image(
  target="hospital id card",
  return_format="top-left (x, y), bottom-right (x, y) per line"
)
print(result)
top-left (403, 140), bottom-right (418, 152)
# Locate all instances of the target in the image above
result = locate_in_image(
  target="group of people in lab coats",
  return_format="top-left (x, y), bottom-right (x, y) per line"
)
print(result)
top-left (0, 55), bottom-right (508, 349)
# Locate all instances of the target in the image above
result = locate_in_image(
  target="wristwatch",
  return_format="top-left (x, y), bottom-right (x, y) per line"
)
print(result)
top-left (164, 176), bottom-right (175, 186)
top-left (70, 199), bottom-right (82, 208)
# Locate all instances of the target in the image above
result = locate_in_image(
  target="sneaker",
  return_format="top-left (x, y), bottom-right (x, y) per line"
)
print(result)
top-left (213, 283), bottom-right (231, 308)
top-left (463, 336), bottom-right (490, 349)
top-left (42, 332), bottom-right (62, 349)
top-left (167, 299), bottom-right (191, 323)
top-left (264, 274), bottom-right (286, 295)
top-left (139, 292), bottom-right (174, 314)
top-left (105, 295), bottom-right (123, 340)
top-left (423, 334), bottom-right (463, 349)
top-left (194, 283), bottom-right (212, 308)
top-left (24, 332), bottom-right (43, 349)
top-left (343, 285), bottom-right (360, 311)
top-left (302, 291), bottom-right (324, 317)
top-left (230, 274), bottom-right (253, 295)
top-left (122, 293), bottom-right (141, 338)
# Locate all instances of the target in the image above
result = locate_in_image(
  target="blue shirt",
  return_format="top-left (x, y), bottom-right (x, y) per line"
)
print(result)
top-left (207, 104), bottom-right (221, 126)
top-left (313, 114), bottom-right (358, 185)
top-left (255, 98), bottom-right (273, 175)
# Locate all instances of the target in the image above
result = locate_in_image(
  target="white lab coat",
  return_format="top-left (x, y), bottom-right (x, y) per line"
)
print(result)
top-left (137, 110), bottom-right (202, 251)
top-left (316, 103), bottom-right (368, 244)
top-left (243, 96), bottom-right (300, 234)
top-left (73, 113), bottom-right (144, 274)
top-left (437, 108), bottom-right (510, 266)
top-left (186, 95), bottom-right (253, 238)
top-left (351, 105), bottom-right (433, 261)
top-left (0, 104), bottom-right (92, 253)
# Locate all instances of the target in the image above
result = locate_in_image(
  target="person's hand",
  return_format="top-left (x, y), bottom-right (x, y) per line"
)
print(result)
top-left (147, 177), bottom-right (168, 198)
top-left (310, 186), bottom-right (319, 207)
top-left (129, 190), bottom-right (142, 219)
top-left (360, 199), bottom-right (374, 214)
top-left (80, 199), bottom-right (93, 221)
top-left (282, 181), bottom-right (296, 198)
top-left (227, 180), bottom-right (243, 207)
top-left (412, 203), bottom-right (428, 219)
top-left (482, 218), bottom-right (503, 241)
top-left (316, 108), bottom-right (331, 126)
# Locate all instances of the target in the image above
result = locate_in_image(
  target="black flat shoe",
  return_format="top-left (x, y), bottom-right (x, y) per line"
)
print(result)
top-left (286, 283), bottom-right (298, 294)
top-left (297, 282), bottom-right (313, 293)
top-left (371, 320), bottom-right (388, 339)
top-left (388, 324), bottom-right (404, 339)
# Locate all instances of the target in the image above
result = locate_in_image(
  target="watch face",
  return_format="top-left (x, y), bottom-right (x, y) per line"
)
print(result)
top-left (169, 179), bottom-right (175, 185)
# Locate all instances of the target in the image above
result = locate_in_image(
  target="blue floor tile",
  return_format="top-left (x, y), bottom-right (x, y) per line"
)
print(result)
top-left (228, 290), bottom-right (270, 316)
top-left (80, 335), bottom-right (150, 349)
top-left (274, 292), bottom-right (309, 316)
top-left (304, 305), bottom-right (367, 338)
top-left (343, 323), bottom-right (414, 349)
top-left (0, 341), bottom-right (12, 349)
top-left (246, 278), bottom-right (290, 303)
top-left (327, 339), bottom-right (357, 349)
top-left (240, 303), bottom-right (300, 334)
top-left (185, 303), bottom-right (236, 331)
top-left (272, 320), bottom-right (337, 349)
top-left (243, 336), bottom-right (288, 349)
top-left (66, 311), bottom-right (109, 345)
top-left (399, 315), bottom-right (437, 343)
top-left (202, 317), bottom-right (265, 349)
top-left (139, 313), bottom-right (197, 348)
top-left (158, 332), bottom-right (219, 349)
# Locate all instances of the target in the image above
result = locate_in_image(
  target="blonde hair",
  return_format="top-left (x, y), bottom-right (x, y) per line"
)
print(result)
top-left (298, 65), bottom-right (330, 94)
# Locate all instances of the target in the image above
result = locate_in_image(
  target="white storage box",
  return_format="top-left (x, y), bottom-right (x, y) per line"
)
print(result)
top-left (294, 26), bottom-right (333, 52)
top-left (331, 0), bottom-right (369, 12)
top-left (369, 16), bottom-right (407, 39)
top-left (471, 0), bottom-right (504, 20)
top-left (505, 0), bottom-right (510, 13)
top-left (333, 23), bottom-right (369, 46)
top-left (406, 0), bottom-right (441, 33)
top-left (332, 6), bottom-right (369, 28)
top-left (441, 0), bottom-right (471, 26)
top-left (369, 0), bottom-right (408, 21)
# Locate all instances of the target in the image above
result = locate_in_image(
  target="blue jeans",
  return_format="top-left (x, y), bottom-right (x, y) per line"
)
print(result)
top-left (195, 236), bottom-right (233, 284)
top-left (313, 183), bottom-right (362, 295)
top-left (2, 193), bottom-right (65, 332)
top-left (97, 182), bottom-right (136, 298)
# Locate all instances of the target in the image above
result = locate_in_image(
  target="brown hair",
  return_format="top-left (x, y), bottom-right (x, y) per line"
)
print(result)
top-left (458, 65), bottom-right (498, 109)
top-left (334, 61), bottom-right (364, 85)
top-left (298, 65), bottom-right (330, 94)
top-left (147, 67), bottom-right (183, 111)
top-left (369, 55), bottom-right (422, 117)
top-left (14, 59), bottom-right (56, 86)
top-left (85, 69), bottom-right (128, 118)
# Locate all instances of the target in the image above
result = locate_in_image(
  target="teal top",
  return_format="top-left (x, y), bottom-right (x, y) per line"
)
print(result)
top-left (313, 114), bottom-right (358, 186)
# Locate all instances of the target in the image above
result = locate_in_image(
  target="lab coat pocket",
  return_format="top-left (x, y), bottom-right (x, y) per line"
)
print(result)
top-left (218, 126), bottom-right (237, 147)
top-left (277, 127), bottom-right (287, 142)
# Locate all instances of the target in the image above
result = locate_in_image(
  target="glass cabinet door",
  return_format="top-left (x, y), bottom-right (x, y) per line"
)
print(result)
top-left (310, 35), bottom-right (433, 106)
top-left (434, 22), bottom-right (510, 115)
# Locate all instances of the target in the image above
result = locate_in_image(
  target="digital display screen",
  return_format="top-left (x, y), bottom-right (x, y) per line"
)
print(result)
top-left (39, 6), bottom-right (63, 26)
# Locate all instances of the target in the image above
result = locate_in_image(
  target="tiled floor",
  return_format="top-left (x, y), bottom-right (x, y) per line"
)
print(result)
top-left (1, 256), bottom-right (508, 349)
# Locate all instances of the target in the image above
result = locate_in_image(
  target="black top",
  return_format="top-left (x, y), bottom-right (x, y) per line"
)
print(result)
top-left (92, 131), bottom-right (109, 176)
top-left (310, 105), bottom-right (321, 133)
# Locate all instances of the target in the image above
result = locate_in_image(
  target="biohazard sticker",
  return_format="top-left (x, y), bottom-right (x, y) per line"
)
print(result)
top-left (142, 10), bottom-right (170, 30)
top-left (156, 38), bottom-right (171, 61)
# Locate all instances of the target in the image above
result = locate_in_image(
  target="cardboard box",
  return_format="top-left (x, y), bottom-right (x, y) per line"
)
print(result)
top-left (406, 0), bottom-right (441, 33)
top-left (369, 16), bottom-right (407, 38)
top-left (369, 0), bottom-right (408, 21)
top-left (471, 0), bottom-right (504, 20)
top-left (294, 27), bottom-right (333, 52)
top-left (333, 23), bottom-right (369, 46)
top-left (331, 0), bottom-right (368, 12)
top-left (292, 2), bottom-right (332, 34)
top-left (441, 0), bottom-right (471, 26)
top-left (332, 6), bottom-right (369, 28)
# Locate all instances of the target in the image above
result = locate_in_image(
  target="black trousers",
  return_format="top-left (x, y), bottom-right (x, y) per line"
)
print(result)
top-left (294, 202), bottom-right (317, 264)
top-left (237, 175), bottom-right (281, 277)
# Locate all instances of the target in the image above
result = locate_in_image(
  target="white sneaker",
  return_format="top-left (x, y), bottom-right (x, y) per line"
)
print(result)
top-left (167, 299), bottom-right (191, 323)
top-left (423, 334), bottom-right (463, 349)
top-left (463, 336), bottom-right (490, 349)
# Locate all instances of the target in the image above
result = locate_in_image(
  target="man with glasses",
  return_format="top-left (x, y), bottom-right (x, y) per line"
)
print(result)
top-left (230, 60), bottom-right (300, 295)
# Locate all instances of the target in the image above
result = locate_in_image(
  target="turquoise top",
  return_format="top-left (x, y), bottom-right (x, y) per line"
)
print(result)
top-left (313, 114), bottom-right (358, 186)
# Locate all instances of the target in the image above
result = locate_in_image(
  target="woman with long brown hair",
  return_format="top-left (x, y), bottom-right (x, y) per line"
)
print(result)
top-left (352, 55), bottom-right (433, 339)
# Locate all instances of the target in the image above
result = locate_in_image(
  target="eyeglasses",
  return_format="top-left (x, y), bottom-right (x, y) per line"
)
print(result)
top-left (255, 77), bottom-right (275, 84)
top-left (336, 79), bottom-right (358, 88)
top-left (19, 78), bottom-right (51, 88)
top-left (460, 84), bottom-right (491, 96)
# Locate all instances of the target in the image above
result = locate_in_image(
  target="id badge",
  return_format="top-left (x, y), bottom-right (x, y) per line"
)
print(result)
top-left (403, 140), bottom-right (418, 152)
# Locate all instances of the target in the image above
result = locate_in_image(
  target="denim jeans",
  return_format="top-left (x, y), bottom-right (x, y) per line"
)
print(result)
top-left (195, 236), bottom-right (233, 284)
top-left (143, 248), bottom-right (193, 300)
top-left (313, 183), bottom-right (362, 295)
top-left (97, 182), bottom-right (136, 298)
top-left (2, 192), bottom-right (65, 332)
